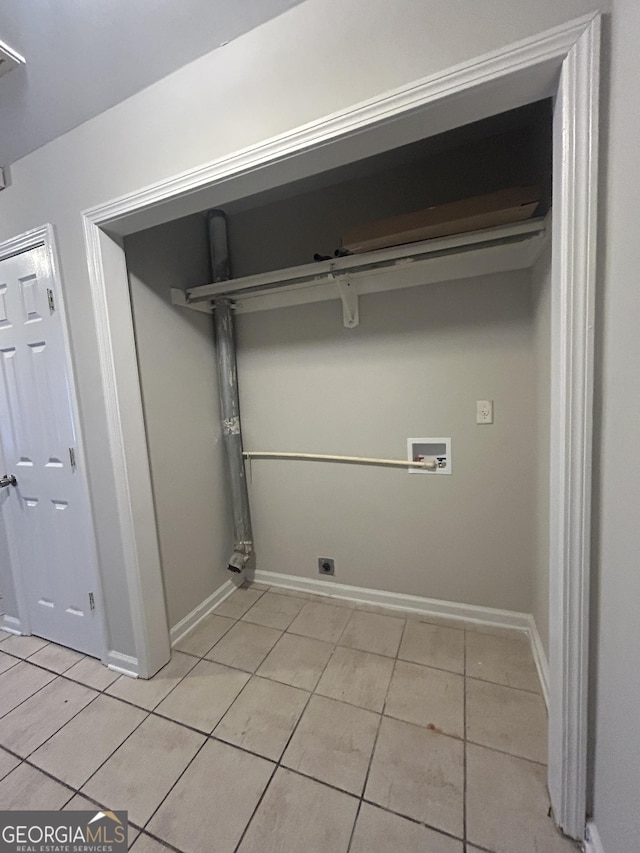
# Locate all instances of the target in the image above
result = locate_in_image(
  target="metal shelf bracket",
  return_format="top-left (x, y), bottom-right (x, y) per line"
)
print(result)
top-left (334, 275), bottom-right (359, 328)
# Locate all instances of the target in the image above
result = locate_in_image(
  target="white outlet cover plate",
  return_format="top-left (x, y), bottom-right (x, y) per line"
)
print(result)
top-left (476, 400), bottom-right (494, 423)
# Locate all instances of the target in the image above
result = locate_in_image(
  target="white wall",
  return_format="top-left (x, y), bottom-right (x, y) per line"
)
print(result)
top-left (0, 0), bottom-right (605, 663)
top-left (125, 216), bottom-right (232, 629)
top-left (531, 243), bottom-right (552, 657)
top-left (590, 1), bottom-right (640, 850)
top-left (237, 269), bottom-right (536, 611)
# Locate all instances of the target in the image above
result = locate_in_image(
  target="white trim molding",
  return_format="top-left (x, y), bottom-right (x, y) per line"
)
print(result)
top-left (528, 615), bottom-right (551, 709)
top-left (80, 11), bottom-right (600, 838)
top-left (0, 617), bottom-right (22, 636)
top-left (254, 570), bottom-right (532, 631)
top-left (106, 650), bottom-right (140, 679)
top-left (548, 15), bottom-right (600, 839)
top-left (170, 581), bottom-right (239, 648)
top-left (584, 821), bottom-right (606, 853)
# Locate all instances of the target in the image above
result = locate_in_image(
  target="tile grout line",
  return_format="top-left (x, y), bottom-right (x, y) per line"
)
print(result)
top-left (139, 736), bottom-right (215, 842)
top-left (346, 616), bottom-right (408, 852)
top-left (358, 796), bottom-right (466, 844)
top-left (231, 616), bottom-right (346, 853)
top-left (22, 688), bottom-right (104, 762)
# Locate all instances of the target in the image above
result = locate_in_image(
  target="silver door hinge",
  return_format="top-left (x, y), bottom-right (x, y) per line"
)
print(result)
top-left (69, 447), bottom-right (76, 470)
top-left (47, 288), bottom-right (55, 312)
top-left (89, 592), bottom-right (95, 611)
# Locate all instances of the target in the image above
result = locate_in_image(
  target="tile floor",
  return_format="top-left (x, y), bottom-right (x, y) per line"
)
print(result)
top-left (0, 583), bottom-right (580, 853)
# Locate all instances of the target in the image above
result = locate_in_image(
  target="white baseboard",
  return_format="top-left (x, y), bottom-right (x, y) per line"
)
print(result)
top-left (584, 820), bottom-right (605, 853)
top-left (253, 570), bottom-right (532, 632)
top-left (169, 579), bottom-right (239, 648)
top-left (527, 615), bottom-right (550, 708)
top-left (1, 614), bottom-right (24, 635)
top-left (106, 650), bottom-right (140, 678)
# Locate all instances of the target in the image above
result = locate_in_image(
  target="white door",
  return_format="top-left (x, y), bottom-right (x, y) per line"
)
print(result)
top-left (0, 240), bottom-right (103, 657)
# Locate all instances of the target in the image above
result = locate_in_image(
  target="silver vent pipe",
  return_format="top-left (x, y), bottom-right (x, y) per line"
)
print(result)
top-left (209, 211), bottom-right (253, 574)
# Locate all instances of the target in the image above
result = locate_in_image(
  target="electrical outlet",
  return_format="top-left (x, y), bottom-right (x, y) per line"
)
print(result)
top-left (476, 400), bottom-right (494, 424)
top-left (318, 557), bottom-right (335, 576)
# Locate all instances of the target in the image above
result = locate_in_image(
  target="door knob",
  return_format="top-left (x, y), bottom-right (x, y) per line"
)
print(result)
top-left (0, 474), bottom-right (16, 488)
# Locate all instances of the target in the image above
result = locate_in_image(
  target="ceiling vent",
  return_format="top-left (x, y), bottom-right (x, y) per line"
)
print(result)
top-left (0, 39), bottom-right (25, 80)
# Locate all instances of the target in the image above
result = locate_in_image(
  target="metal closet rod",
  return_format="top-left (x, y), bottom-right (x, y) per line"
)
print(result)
top-left (242, 451), bottom-right (438, 471)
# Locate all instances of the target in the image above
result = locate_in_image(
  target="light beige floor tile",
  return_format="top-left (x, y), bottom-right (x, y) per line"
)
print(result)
top-left (241, 591), bottom-right (306, 630)
top-left (82, 714), bottom-right (205, 826)
top-left (173, 613), bottom-right (236, 657)
top-left (307, 593), bottom-right (357, 609)
top-left (282, 695), bottom-right (378, 795)
top-left (206, 621), bottom-right (282, 672)
top-left (29, 643), bottom-right (85, 673)
top-left (338, 610), bottom-right (405, 658)
top-left (411, 612), bottom-right (470, 631)
top-left (132, 835), bottom-right (172, 852)
top-left (466, 678), bottom-right (547, 763)
top-left (0, 676), bottom-right (96, 756)
top-left (257, 633), bottom-right (333, 691)
top-left (106, 651), bottom-right (197, 710)
top-left (398, 620), bottom-right (464, 674)
top-left (148, 738), bottom-right (273, 852)
top-left (0, 651), bottom-right (18, 675)
top-left (238, 767), bottom-right (358, 853)
top-left (0, 634), bottom-right (49, 658)
top-left (287, 601), bottom-right (352, 643)
top-left (155, 659), bottom-right (250, 733)
top-left (64, 794), bottom-right (140, 848)
top-left (385, 660), bottom-right (464, 737)
top-left (31, 694), bottom-right (147, 787)
top-left (0, 661), bottom-right (56, 717)
top-left (0, 747), bottom-right (19, 781)
top-left (65, 656), bottom-right (120, 691)
top-left (466, 630), bottom-right (540, 691)
top-left (365, 716), bottom-right (464, 838)
top-left (355, 602), bottom-right (406, 616)
top-left (215, 586), bottom-right (266, 619)
top-left (467, 743), bottom-right (578, 852)
top-left (241, 580), bottom-right (271, 591)
top-left (215, 676), bottom-right (308, 760)
top-left (0, 763), bottom-right (71, 809)
top-left (350, 802), bottom-right (463, 853)
top-left (267, 586), bottom-right (312, 600)
top-left (316, 647), bottom-right (394, 712)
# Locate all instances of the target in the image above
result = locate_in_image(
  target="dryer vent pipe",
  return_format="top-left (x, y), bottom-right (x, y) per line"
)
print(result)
top-left (209, 210), bottom-right (253, 574)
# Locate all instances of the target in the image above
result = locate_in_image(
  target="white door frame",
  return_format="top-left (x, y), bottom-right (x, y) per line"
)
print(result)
top-left (0, 223), bottom-right (108, 660)
top-left (81, 13), bottom-right (599, 839)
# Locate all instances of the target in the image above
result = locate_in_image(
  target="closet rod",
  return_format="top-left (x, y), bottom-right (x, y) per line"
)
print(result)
top-left (243, 451), bottom-right (439, 471)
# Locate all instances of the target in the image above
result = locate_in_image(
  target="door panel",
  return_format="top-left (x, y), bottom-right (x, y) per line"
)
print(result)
top-left (0, 243), bottom-right (102, 656)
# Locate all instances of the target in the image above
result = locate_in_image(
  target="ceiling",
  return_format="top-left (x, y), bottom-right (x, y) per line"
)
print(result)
top-left (0, 0), bottom-right (307, 166)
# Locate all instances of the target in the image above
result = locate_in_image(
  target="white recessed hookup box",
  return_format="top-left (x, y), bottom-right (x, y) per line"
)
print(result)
top-left (407, 437), bottom-right (452, 474)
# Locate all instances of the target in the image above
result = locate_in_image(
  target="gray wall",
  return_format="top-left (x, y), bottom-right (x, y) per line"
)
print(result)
top-left (237, 269), bottom-right (536, 612)
top-left (125, 216), bottom-right (232, 629)
top-left (531, 243), bottom-right (552, 657)
top-left (591, 1), bottom-right (640, 849)
top-left (0, 511), bottom-right (18, 621)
